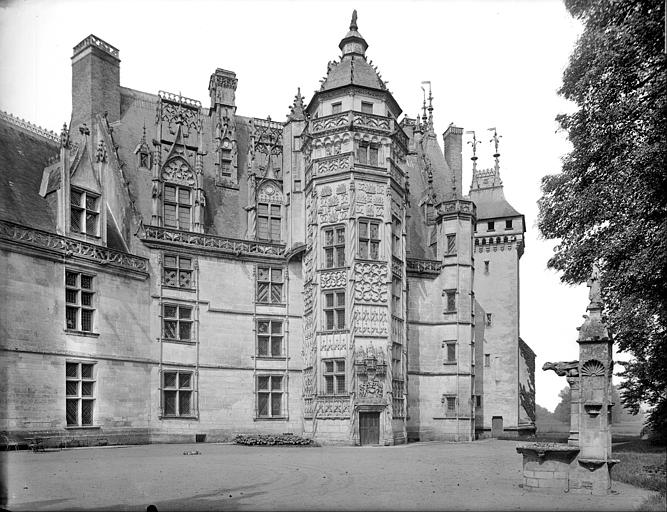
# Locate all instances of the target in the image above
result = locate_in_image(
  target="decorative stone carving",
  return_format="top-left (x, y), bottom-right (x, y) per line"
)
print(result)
top-left (354, 262), bottom-right (388, 303)
top-left (406, 258), bottom-right (441, 276)
top-left (543, 361), bottom-right (580, 377)
top-left (320, 270), bottom-right (346, 290)
top-left (359, 380), bottom-right (383, 397)
top-left (353, 306), bottom-right (389, 336)
top-left (158, 92), bottom-right (201, 136)
top-left (162, 158), bottom-right (196, 186)
top-left (319, 332), bottom-right (347, 351)
top-left (355, 182), bottom-right (386, 218)
top-left (304, 283), bottom-right (314, 313)
top-left (317, 182), bottom-right (350, 224)
top-left (257, 182), bottom-right (283, 204)
top-left (0, 220), bottom-right (148, 273)
top-left (140, 225), bottom-right (284, 257)
top-left (581, 360), bottom-right (605, 377)
top-left (303, 367), bottom-right (314, 396)
top-left (316, 154), bottom-right (351, 176)
top-left (316, 397), bottom-right (351, 418)
top-left (352, 112), bottom-right (390, 132)
top-left (311, 113), bottom-right (348, 133)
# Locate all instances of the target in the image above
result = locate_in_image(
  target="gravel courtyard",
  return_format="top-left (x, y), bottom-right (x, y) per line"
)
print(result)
top-left (1, 439), bottom-right (652, 511)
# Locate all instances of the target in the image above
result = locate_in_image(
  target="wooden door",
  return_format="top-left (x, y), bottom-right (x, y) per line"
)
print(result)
top-left (491, 416), bottom-right (503, 438)
top-left (359, 412), bottom-right (380, 445)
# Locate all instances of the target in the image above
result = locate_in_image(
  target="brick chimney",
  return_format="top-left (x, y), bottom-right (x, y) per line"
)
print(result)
top-left (443, 125), bottom-right (463, 198)
top-left (71, 35), bottom-right (120, 129)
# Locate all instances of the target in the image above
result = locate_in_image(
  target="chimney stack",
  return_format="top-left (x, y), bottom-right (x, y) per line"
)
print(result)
top-left (71, 35), bottom-right (120, 130)
top-left (443, 125), bottom-right (463, 198)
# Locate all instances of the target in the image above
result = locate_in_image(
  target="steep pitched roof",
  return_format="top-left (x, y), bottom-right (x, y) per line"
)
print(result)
top-left (0, 112), bottom-right (58, 231)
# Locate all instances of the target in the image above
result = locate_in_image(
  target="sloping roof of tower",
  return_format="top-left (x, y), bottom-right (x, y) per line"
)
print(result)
top-left (320, 56), bottom-right (387, 91)
top-left (0, 112), bottom-right (58, 231)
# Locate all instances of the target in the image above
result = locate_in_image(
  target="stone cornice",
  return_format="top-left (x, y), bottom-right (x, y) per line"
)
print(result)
top-left (139, 225), bottom-right (286, 261)
top-left (0, 220), bottom-right (148, 276)
top-left (406, 258), bottom-right (441, 277)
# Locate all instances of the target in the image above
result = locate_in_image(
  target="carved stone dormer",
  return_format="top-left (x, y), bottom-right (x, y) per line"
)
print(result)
top-left (154, 92), bottom-right (205, 233)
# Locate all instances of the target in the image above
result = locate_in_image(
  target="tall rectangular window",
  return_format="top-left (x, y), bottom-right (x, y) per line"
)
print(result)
top-left (392, 379), bottom-right (405, 417)
top-left (444, 341), bottom-right (456, 363)
top-left (392, 217), bottom-right (402, 258)
top-left (445, 290), bottom-right (456, 312)
top-left (164, 184), bottom-right (191, 230)
top-left (324, 289), bottom-right (345, 330)
top-left (257, 375), bottom-right (284, 418)
top-left (391, 342), bottom-right (402, 376)
top-left (358, 220), bottom-right (380, 260)
top-left (323, 359), bottom-right (346, 395)
top-left (361, 101), bottom-right (373, 114)
top-left (66, 361), bottom-right (95, 426)
top-left (392, 277), bottom-right (402, 313)
top-left (257, 203), bottom-right (281, 241)
top-left (163, 254), bottom-right (193, 289)
top-left (484, 354), bottom-right (491, 367)
top-left (162, 304), bottom-right (193, 341)
top-left (324, 226), bottom-right (345, 268)
top-left (445, 396), bottom-right (457, 417)
top-left (446, 234), bottom-right (456, 255)
top-left (70, 188), bottom-right (99, 236)
top-left (331, 102), bottom-right (342, 114)
top-left (505, 219), bottom-right (513, 230)
top-left (487, 221), bottom-right (495, 232)
top-left (162, 370), bottom-right (193, 417)
top-left (356, 141), bottom-right (379, 166)
top-left (256, 266), bottom-right (284, 304)
top-left (65, 270), bottom-right (95, 332)
top-left (257, 319), bottom-right (283, 357)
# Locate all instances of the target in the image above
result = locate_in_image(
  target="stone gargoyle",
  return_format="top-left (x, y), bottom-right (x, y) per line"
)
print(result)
top-left (542, 360), bottom-right (579, 377)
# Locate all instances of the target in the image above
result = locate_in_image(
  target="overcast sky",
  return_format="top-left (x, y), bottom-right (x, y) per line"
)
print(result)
top-left (1, 0), bottom-right (621, 411)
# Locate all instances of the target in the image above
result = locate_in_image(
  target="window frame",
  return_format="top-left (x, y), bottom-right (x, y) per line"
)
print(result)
top-left (65, 270), bottom-right (96, 333)
top-left (256, 266), bottom-right (285, 304)
top-left (443, 341), bottom-right (456, 363)
top-left (444, 289), bottom-right (457, 313)
top-left (331, 102), bottom-right (342, 114)
top-left (323, 289), bottom-right (346, 331)
top-left (392, 378), bottom-right (405, 418)
top-left (323, 225), bottom-right (346, 269)
top-left (505, 219), bottom-right (513, 230)
top-left (487, 221), bottom-right (495, 232)
top-left (65, 361), bottom-right (96, 427)
top-left (257, 201), bottom-right (282, 242)
top-left (162, 303), bottom-right (194, 343)
top-left (360, 101), bottom-right (374, 114)
top-left (446, 234), bottom-right (457, 255)
top-left (392, 277), bottom-right (402, 314)
top-left (70, 187), bottom-right (100, 237)
top-left (444, 395), bottom-right (458, 417)
top-left (256, 319), bottom-right (284, 358)
top-left (256, 374), bottom-right (285, 419)
top-left (161, 369), bottom-right (195, 418)
top-left (322, 358), bottom-right (346, 396)
top-left (392, 216), bottom-right (402, 259)
top-left (358, 219), bottom-right (380, 260)
top-left (356, 140), bottom-right (380, 166)
top-left (163, 183), bottom-right (192, 231)
top-left (162, 253), bottom-right (195, 290)
top-left (484, 354), bottom-right (491, 367)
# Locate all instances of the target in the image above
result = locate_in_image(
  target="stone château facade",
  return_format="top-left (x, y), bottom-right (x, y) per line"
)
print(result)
top-left (0, 12), bottom-right (535, 446)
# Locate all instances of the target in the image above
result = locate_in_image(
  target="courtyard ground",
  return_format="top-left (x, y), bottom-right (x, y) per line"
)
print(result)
top-left (0, 439), bottom-right (655, 511)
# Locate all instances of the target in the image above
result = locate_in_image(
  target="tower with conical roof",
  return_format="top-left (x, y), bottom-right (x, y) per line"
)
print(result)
top-left (300, 11), bottom-right (410, 444)
top-left (469, 129), bottom-right (535, 438)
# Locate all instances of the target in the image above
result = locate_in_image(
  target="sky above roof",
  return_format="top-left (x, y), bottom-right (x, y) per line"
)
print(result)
top-left (0, 0), bottom-right (627, 412)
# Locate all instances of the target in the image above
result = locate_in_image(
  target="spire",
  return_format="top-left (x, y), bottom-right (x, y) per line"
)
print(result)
top-left (339, 9), bottom-right (368, 56)
top-left (287, 87), bottom-right (306, 122)
top-left (421, 81), bottom-right (433, 132)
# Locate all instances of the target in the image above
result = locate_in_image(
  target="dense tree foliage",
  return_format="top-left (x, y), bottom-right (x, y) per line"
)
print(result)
top-left (538, 0), bottom-right (666, 440)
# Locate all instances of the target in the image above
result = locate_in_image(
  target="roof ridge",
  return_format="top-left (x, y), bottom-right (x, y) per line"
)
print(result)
top-left (0, 110), bottom-right (59, 144)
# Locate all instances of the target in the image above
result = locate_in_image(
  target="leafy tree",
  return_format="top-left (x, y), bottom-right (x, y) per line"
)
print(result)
top-left (553, 386), bottom-right (571, 423)
top-left (538, 0), bottom-right (666, 441)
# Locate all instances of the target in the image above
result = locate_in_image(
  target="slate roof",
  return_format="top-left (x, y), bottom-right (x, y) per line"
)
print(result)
top-left (0, 114), bottom-right (58, 231)
top-left (321, 55), bottom-right (386, 92)
top-left (470, 187), bottom-right (521, 220)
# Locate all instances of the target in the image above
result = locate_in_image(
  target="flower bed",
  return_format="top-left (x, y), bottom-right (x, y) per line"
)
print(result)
top-left (234, 433), bottom-right (313, 446)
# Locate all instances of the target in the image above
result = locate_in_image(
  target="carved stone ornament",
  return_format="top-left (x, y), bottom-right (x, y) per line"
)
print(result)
top-left (354, 262), bottom-right (388, 303)
top-left (162, 158), bottom-right (196, 187)
top-left (359, 380), bottom-right (384, 397)
top-left (320, 270), bottom-right (346, 290)
top-left (257, 182), bottom-right (283, 204)
top-left (316, 397), bottom-right (351, 418)
top-left (542, 360), bottom-right (580, 378)
top-left (355, 182), bottom-right (386, 218)
top-left (317, 182), bottom-right (350, 224)
top-left (580, 359), bottom-right (605, 377)
top-left (354, 306), bottom-right (389, 336)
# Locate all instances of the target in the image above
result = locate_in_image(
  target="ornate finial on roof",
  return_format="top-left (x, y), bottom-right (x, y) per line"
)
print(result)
top-left (60, 123), bottom-right (69, 148)
top-left (421, 81), bottom-right (433, 132)
top-left (466, 130), bottom-right (479, 171)
top-left (350, 9), bottom-right (358, 31)
top-left (488, 127), bottom-right (501, 170)
top-left (288, 87), bottom-right (306, 122)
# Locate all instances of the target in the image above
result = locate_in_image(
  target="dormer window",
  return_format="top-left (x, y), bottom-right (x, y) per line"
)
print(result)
top-left (163, 184), bottom-right (191, 231)
top-left (361, 101), bottom-right (373, 114)
top-left (70, 188), bottom-right (99, 237)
